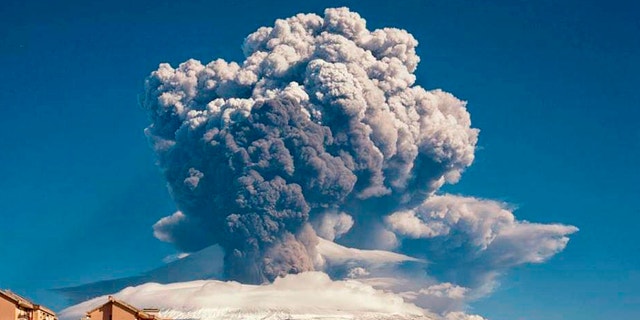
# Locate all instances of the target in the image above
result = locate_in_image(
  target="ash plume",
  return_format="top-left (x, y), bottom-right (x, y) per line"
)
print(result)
top-left (143, 7), bottom-right (477, 284)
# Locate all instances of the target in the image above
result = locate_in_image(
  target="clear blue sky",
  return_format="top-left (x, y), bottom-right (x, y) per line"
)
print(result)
top-left (1, 0), bottom-right (638, 319)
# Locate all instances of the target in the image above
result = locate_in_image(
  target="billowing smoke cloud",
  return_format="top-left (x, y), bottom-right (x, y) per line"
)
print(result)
top-left (142, 7), bottom-right (478, 283)
top-left (385, 195), bottom-right (578, 291)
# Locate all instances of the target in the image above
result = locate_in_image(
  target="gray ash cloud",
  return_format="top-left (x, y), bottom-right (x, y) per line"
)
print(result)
top-left (142, 7), bottom-right (479, 284)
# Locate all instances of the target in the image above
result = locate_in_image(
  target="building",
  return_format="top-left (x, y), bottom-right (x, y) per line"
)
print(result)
top-left (84, 296), bottom-right (168, 320)
top-left (0, 289), bottom-right (57, 320)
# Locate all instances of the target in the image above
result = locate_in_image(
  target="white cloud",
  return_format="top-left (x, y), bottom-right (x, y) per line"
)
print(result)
top-left (420, 283), bottom-right (468, 300)
top-left (317, 237), bottom-right (421, 268)
top-left (153, 211), bottom-right (186, 243)
top-left (347, 267), bottom-right (371, 279)
top-left (444, 312), bottom-right (486, 320)
top-left (409, 283), bottom-right (470, 315)
top-left (162, 252), bottom-right (191, 264)
top-left (385, 195), bottom-right (516, 248)
top-left (313, 212), bottom-right (354, 241)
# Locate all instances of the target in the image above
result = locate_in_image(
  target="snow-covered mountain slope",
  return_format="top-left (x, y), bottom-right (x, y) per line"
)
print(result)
top-left (56, 244), bottom-right (225, 303)
top-left (57, 239), bottom-right (420, 304)
top-left (59, 272), bottom-right (436, 320)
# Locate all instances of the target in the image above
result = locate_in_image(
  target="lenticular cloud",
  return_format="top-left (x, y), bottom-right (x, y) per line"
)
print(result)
top-left (141, 8), bottom-right (576, 310)
top-left (143, 7), bottom-right (478, 284)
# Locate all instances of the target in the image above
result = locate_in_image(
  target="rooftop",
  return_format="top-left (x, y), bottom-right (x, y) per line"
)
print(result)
top-left (0, 289), bottom-right (56, 315)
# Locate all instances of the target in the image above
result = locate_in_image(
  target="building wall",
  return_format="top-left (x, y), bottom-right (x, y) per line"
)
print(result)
top-left (87, 303), bottom-right (111, 320)
top-left (0, 296), bottom-right (16, 320)
top-left (111, 304), bottom-right (138, 320)
top-left (88, 302), bottom-right (138, 320)
top-left (33, 309), bottom-right (57, 320)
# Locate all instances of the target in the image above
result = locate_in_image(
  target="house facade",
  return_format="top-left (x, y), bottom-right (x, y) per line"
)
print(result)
top-left (0, 289), bottom-right (57, 320)
top-left (84, 296), bottom-right (168, 320)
